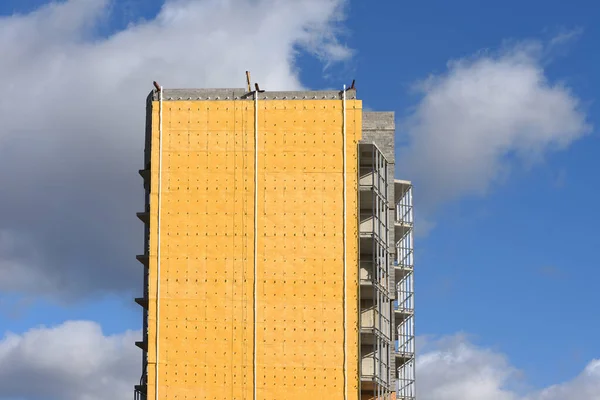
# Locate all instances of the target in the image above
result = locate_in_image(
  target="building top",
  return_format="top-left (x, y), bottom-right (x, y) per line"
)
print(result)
top-left (149, 88), bottom-right (358, 101)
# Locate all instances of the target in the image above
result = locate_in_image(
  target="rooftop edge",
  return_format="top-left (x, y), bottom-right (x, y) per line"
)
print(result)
top-left (149, 88), bottom-right (358, 101)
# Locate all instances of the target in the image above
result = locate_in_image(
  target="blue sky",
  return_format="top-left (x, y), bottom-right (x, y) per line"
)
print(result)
top-left (0, 1), bottom-right (598, 399)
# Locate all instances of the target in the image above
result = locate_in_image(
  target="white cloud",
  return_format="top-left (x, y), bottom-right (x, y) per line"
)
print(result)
top-left (549, 27), bottom-right (584, 48)
top-left (0, 0), bottom-right (349, 300)
top-left (417, 334), bottom-right (520, 400)
top-left (417, 334), bottom-right (600, 400)
top-left (0, 321), bottom-right (139, 400)
top-left (532, 360), bottom-right (600, 400)
top-left (397, 40), bottom-right (591, 216)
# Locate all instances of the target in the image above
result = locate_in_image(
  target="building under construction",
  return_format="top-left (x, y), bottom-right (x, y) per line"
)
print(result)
top-left (134, 83), bottom-right (415, 400)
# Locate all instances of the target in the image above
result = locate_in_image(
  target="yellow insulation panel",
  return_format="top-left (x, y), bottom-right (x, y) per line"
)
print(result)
top-left (146, 97), bottom-right (362, 400)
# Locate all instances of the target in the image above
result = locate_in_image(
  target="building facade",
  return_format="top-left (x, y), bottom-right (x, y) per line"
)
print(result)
top-left (134, 87), bottom-right (414, 400)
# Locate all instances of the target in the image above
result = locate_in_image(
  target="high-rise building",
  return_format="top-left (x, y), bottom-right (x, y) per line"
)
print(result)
top-left (134, 85), bottom-right (415, 400)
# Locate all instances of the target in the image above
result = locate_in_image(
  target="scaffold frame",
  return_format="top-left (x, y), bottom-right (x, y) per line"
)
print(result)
top-left (394, 182), bottom-right (415, 400)
top-left (359, 143), bottom-right (393, 400)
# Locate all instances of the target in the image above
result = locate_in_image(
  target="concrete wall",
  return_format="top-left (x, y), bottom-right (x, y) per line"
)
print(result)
top-left (361, 112), bottom-right (396, 252)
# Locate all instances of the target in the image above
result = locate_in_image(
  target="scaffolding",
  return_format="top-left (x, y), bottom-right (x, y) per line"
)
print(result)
top-left (394, 181), bottom-right (415, 400)
top-left (359, 143), bottom-right (393, 399)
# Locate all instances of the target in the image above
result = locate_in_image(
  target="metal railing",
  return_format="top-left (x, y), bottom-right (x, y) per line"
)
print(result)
top-left (360, 261), bottom-right (391, 294)
top-left (395, 325), bottom-right (415, 357)
top-left (361, 307), bottom-right (390, 334)
top-left (359, 169), bottom-right (387, 193)
top-left (134, 387), bottom-right (146, 400)
top-left (396, 277), bottom-right (414, 313)
top-left (395, 230), bottom-right (413, 268)
top-left (395, 186), bottom-right (413, 226)
top-left (396, 360), bottom-right (416, 400)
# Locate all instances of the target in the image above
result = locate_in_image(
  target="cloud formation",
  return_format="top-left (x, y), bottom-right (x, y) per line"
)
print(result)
top-left (0, 0), bottom-right (349, 300)
top-left (417, 334), bottom-right (600, 400)
top-left (397, 40), bottom-right (592, 216)
top-left (0, 321), bottom-right (139, 400)
top-left (1, 324), bottom-right (598, 400)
